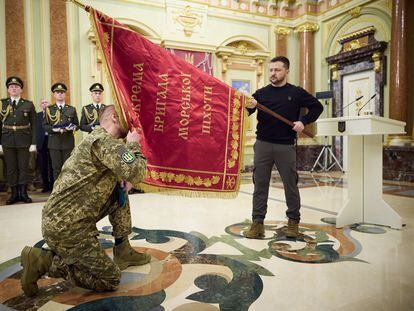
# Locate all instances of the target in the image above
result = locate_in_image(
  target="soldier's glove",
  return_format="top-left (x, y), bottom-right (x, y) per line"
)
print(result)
top-left (0, 145), bottom-right (2, 154)
top-left (52, 128), bottom-right (61, 132)
top-left (29, 145), bottom-right (36, 152)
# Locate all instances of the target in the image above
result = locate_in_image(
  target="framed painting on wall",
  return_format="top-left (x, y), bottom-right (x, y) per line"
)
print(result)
top-left (231, 79), bottom-right (251, 95)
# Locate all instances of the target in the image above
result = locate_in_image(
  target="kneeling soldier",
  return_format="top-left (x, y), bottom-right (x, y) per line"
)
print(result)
top-left (21, 105), bottom-right (151, 296)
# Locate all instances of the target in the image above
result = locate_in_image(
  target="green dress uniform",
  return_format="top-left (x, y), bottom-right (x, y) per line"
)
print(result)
top-left (80, 103), bottom-right (105, 133)
top-left (42, 127), bottom-right (147, 291)
top-left (0, 97), bottom-right (36, 203)
top-left (42, 104), bottom-right (79, 180)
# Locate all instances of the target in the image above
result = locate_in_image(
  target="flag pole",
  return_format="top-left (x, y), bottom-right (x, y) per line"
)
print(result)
top-left (256, 103), bottom-right (314, 138)
top-left (67, 0), bottom-right (89, 12)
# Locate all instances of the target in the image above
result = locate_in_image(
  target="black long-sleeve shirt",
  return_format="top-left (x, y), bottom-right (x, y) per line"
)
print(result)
top-left (247, 83), bottom-right (323, 145)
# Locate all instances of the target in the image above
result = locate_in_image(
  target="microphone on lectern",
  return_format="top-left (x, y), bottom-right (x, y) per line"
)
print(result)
top-left (357, 94), bottom-right (376, 116)
top-left (338, 95), bottom-right (364, 116)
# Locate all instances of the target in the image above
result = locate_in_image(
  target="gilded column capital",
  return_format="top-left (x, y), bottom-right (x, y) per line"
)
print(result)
top-left (294, 22), bottom-right (319, 33)
top-left (274, 26), bottom-right (291, 36)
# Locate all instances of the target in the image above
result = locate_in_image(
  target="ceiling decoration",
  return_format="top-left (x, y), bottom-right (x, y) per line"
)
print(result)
top-left (191, 0), bottom-right (355, 19)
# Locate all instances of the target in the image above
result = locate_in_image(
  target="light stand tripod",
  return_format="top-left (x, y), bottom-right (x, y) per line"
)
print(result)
top-left (311, 93), bottom-right (344, 173)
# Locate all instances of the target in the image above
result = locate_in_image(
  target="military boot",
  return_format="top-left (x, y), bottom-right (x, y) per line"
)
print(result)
top-left (285, 219), bottom-right (300, 238)
top-left (244, 222), bottom-right (265, 239)
top-left (6, 186), bottom-right (20, 205)
top-left (19, 184), bottom-right (32, 203)
top-left (20, 246), bottom-right (53, 297)
top-left (113, 240), bottom-right (151, 270)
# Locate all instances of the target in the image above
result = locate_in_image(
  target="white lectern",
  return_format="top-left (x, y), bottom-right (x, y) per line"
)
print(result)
top-left (317, 115), bottom-right (406, 229)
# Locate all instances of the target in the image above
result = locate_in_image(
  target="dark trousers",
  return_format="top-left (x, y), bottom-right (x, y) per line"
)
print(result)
top-left (37, 146), bottom-right (54, 190)
top-left (49, 149), bottom-right (72, 181)
top-left (3, 147), bottom-right (30, 186)
top-left (252, 140), bottom-right (300, 223)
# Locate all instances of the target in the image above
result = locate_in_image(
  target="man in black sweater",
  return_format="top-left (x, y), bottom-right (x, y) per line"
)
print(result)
top-left (244, 56), bottom-right (323, 239)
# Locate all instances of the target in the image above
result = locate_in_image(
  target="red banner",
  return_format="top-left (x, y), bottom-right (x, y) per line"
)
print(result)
top-left (167, 49), bottom-right (214, 76)
top-left (89, 8), bottom-right (246, 196)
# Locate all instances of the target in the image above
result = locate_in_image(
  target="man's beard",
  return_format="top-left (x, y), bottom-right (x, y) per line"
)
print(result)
top-left (113, 125), bottom-right (128, 139)
top-left (270, 76), bottom-right (283, 85)
top-left (118, 128), bottom-right (128, 139)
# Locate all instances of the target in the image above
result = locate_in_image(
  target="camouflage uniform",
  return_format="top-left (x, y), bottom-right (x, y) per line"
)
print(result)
top-left (42, 127), bottom-right (147, 291)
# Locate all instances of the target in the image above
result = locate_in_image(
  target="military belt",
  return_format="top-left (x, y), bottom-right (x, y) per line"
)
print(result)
top-left (3, 124), bottom-right (30, 131)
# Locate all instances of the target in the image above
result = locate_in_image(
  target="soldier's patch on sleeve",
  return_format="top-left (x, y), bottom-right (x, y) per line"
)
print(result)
top-left (121, 150), bottom-right (136, 164)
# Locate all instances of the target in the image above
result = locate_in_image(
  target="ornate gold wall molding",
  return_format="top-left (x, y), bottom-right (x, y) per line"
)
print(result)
top-left (274, 26), bottom-right (291, 36)
top-left (173, 5), bottom-right (202, 37)
top-left (338, 26), bottom-right (375, 42)
top-left (349, 6), bottom-right (362, 18)
top-left (329, 17), bottom-right (390, 59)
top-left (372, 52), bottom-right (382, 72)
top-left (180, 0), bottom-right (361, 20)
top-left (330, 64), bottom-right (339, 81)
top-left (294, 22), bottom-right (319, 33)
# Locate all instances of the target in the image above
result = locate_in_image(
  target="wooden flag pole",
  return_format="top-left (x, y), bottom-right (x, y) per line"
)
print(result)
top-left (255, 103), bottom-right (314, 138)
top-left (67, 0), bottom-right (89, 11)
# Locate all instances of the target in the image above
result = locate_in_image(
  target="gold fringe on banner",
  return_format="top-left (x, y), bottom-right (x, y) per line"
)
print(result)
top-left (138, 183), bottom-right (240, 199)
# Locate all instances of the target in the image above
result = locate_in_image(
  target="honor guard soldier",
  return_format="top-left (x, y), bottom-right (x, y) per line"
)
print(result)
top-left (42, 83), bottom-right (79, 181)
top-left (0, 76), bottom-right (37, 204)
top-left (80, 83), bottom-right (106, 133)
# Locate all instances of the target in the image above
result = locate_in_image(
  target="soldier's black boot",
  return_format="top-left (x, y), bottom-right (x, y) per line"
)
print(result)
top-left (6, 186), bottom-right (20, 205)
top-left (20, 246), bottom-right (53, 297)
top-left (19, 184), bottom-right (32, 203)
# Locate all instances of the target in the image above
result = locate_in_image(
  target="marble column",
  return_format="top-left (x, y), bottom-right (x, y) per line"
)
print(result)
top-left (295, 22), bottom-right (319, 137)
top-left (50, 0), bottom-right (70, 102)
top-left (295, 23), bottom-right (318, 94)
top-left (5, 0), bottom-right (27, 87)
top-left (274, 26), bottom-right (290, 57)
top-left (389, 0), bottom-right (414, 145)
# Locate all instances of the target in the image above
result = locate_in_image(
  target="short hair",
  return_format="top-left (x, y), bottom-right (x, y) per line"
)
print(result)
top-left (270, 56), bottom-right (290, 69)
top-left (99, 105), bottom-right (116, 123)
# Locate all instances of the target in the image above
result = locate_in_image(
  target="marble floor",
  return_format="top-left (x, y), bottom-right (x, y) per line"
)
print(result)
top-left (0, 172), bottom-right (413, 310)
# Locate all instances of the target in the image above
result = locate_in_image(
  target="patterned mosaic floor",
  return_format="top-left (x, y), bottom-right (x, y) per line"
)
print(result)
top-left (1, 221), bottom-right (370, 310)
top-left (0, 174), bottom-right (413, 310)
